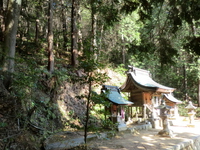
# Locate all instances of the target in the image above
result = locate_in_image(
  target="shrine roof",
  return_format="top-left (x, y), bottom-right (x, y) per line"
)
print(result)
top-left (163, 94), bottom-right (182, 104)
top-left (120, 66), bottom-right (175, 93)
top-left (185, 101), bottom-right (197, 109)
top-left (101, 85), bottom-right (133, 105)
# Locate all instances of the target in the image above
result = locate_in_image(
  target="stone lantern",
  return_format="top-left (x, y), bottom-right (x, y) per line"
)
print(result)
top-left (185, 101), bottom-right (197, 127)
top-left (155, 100), bottom-right (173, 137)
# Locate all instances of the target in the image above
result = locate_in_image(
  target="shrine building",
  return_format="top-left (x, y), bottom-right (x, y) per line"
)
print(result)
top-left (120, 66), bottom-right (182, 122)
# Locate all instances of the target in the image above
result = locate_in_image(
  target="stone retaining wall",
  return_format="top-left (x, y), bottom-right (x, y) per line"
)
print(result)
top-left (169, 135), bottom-right (200, 150)
top-left (128, 123), bottom-right (152, 132)
top-left (128, 123), bottom-right (200, 150)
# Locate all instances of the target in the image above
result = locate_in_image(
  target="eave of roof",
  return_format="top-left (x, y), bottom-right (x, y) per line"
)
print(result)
top-left (121, 71), bottom-right (175, 93)
top-left (164, 94), bottom-right (182, 104)
top-left (185, 101), bottom-right (197, 109)
top-left (105, 90), bottom-right (133, 105)
top-left (102, 85), bottom-right (133, 105)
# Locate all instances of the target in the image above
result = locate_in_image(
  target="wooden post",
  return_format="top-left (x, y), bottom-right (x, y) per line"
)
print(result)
top-left (131, 107), bottom-right (132, 118)
top-left (143, 105), bottom-right (147, 120)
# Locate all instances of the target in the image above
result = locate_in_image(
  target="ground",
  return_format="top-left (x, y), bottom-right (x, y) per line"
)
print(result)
top-left (45, 117), bottom-right (200, 150)
top-left (85, 117), bottom-right (200, 150)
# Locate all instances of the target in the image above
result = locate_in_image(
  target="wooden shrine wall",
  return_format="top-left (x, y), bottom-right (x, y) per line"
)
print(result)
top-left (164, 98), bottom-right (175, 107)
top-left (130, 92), bottom-right (152, 106)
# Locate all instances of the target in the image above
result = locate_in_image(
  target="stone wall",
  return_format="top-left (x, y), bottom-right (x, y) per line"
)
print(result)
top-left (170, 135), bottom-right (200, 150)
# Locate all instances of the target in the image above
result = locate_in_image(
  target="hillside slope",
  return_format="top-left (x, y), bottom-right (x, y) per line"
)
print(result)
top-left (0, 68), bottom-right (126, 150)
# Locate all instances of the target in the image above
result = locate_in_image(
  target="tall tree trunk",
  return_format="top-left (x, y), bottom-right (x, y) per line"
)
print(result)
top-left (61, 0), bottom-right (68, 50)
top-left (77, 0), bottom-right (83, 53)
top-left (122, 34), bottom-right (125, 66)
top-left (84, 73), bottom-right (92, 144)
top-left (35, 19), bottom-right (39, 43)
top-left (183, 64), bottom-right (187, 101)
top-left (99, 25), bottom-right (104, 50)
top-left (0, 0), bottom-right (4, 42)
top-left (71, 0), bottom-right (78, 67)
top-left (47, 0), bottom-right (54, 74)
top-left (35, 1), bottom-right (42, 44)
top-left (91, 14), bottom-right (97, 51)
top-left (91, 1), bottom-right (97, 61)
top-left (0, 0), bottom-right (5, 64)
top-left (62, 12), bottom-right (68, 50)
top-left (0, 0), bottom-right (3, 17)
top-left (3, 0), bottom-right (21, 88)
top-left (198, 79), bottom-right (200, 107)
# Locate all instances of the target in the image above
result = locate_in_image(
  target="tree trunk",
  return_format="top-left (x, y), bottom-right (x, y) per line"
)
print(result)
top-left (122, 34), bottom-right (125, 66)
top-left (84, 73), bottom-right (92, 144)
top-left (0, 0), bottom-right (4, 43)
top-left (99, 25), bottom-right (104, 50)
top-left (61, 0), bottom-right (68, 50)
top-left (91, 1), bottom-right (97, 61)
top-left (35, 1), bottom-right (42, 44)
top-left (0, 0), bottom-right (5, 64)
top-left (77, 0), bottom-right (83, 53)
top-left (3, 0), bottom-right (22, 88)
top-left (62, 14), bottom-right (68, 50)
top-left (198, 79), bottom-right (200, 107)
top-left (71, 0), bottom-right (78, 67)
top-left (183, 64), bottom-right (187, 101)
top-left (35, 19), bottom-right (39, 43)
top-left (47, 0), bottom-right (54, 74)
top-left (92, 14), bottom-right (97, 51)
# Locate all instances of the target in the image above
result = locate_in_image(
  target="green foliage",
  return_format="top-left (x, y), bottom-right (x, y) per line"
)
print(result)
top-left (113, 64), bottom-right (126, 76)
top-left (119, 12), bottom-right (142, 43)
top-left (87, 92), bottom-right (119, 137)
top-left (0, 122), bottom-right (7, 128)
top-left (179, 103), bottom-right (200, 118)
top-left (11, 58), bottom-right (41, 111)
top-left (88, 102), bottom-right (117, 136)
top-left (7, 53), bottom-right (72, 140)
top-left (178, 104), bottom-right (188, 117)
top-left (76, 52), bottom-right (111, 143)
top-left (101, 119), bottom-right (117, 130)
top-left (91, 92), bottom-right (110, 107)
top-left (195, 107), bottom-right (200, 118)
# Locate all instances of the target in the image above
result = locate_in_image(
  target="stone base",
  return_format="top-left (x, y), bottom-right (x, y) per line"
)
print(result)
top-left (158, 129), bottom-right (174, 138)
top-left (152, 119), bottom-right (161, 129)
top-left (169, 120), bottom-right (173, 126)
top-left (169, 117), bottom-right (176, 120)
top-left (118, 123), bottom-right (127, 131)
top-left (187, 124), bottom-right (195, 128)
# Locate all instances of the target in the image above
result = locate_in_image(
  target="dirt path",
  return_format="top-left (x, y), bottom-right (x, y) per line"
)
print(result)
top-left (87, 119), bottom-right (200, 150)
